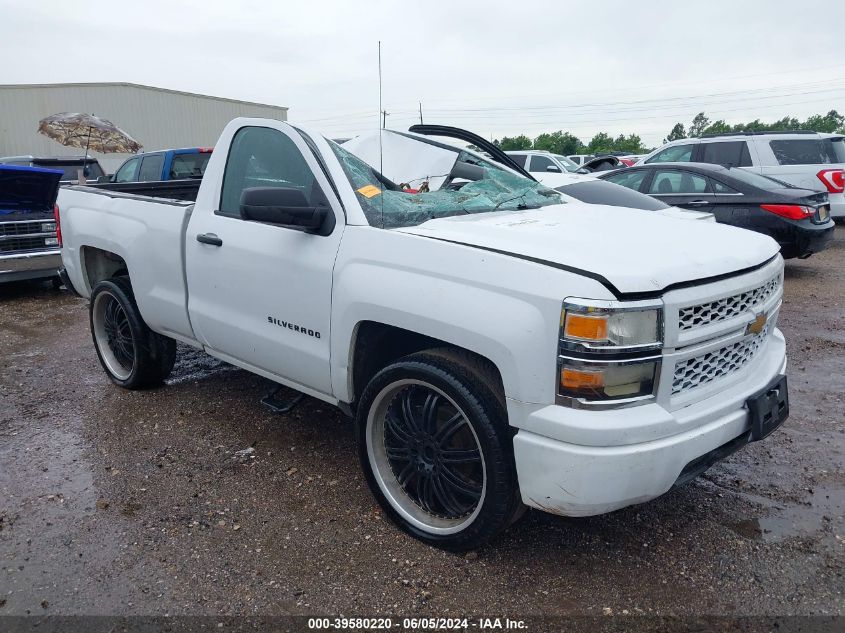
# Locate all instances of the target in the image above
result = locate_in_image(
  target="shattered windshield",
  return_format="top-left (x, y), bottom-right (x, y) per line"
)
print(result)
top-left (329, 134), bottom-right (563, 229)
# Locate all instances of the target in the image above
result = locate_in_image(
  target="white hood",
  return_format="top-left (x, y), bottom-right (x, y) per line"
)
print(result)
top-left (396, 203), bottom-right (779, 295)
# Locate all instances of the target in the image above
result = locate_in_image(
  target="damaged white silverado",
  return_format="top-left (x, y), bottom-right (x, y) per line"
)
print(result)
top-left (57, 118), bottom-right (789, 550)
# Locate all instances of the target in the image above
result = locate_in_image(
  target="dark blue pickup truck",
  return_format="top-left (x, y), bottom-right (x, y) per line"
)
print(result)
top-left (109, 147), bottom-right (212, 183)
top-left (0, 164), bottom-right (63, 283)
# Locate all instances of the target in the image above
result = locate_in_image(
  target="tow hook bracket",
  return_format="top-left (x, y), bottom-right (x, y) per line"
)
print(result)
top-left (260, 388), bottom-right (304, 415)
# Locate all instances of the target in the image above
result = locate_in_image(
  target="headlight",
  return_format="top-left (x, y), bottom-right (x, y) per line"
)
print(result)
top-left (557, 298), bottom-right (664, 408)
top-left (561, 300), bottom-right (661, 351)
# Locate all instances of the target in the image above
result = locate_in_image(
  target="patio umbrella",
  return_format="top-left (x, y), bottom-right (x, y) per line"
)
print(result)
top-left (37, 112), bottom-right (142, 156)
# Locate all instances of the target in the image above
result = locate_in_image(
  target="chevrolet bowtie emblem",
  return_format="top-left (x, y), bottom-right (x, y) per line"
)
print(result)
top-left (746, 312), bottom-right (768, 335)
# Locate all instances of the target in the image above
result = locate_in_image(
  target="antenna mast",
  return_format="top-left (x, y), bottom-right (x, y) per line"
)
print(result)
top-left (378, 41), bottom-right (385, 227)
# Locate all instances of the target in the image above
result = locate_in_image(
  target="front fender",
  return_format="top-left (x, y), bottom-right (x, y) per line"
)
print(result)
top-left (329, 227), bottom-right (613, 406)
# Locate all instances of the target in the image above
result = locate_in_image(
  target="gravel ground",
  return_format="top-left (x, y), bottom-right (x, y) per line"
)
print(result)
top-left (0, 227), bottom-right (843, 624)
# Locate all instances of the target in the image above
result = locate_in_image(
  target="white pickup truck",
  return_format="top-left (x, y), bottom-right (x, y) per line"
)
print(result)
top-left (57, 118), bottom-right (790, 550)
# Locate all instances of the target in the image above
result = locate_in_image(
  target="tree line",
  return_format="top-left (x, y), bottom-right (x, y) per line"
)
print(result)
top-left (664, 110), bottom-right (845, 142)
top-left (493, 110), bottom-right (845, 156)
top-left (494, 131), bottom-right (648, 156)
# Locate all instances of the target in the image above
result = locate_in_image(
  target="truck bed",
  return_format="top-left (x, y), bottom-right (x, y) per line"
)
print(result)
top-left (57, 185), bottom-right (197, 343)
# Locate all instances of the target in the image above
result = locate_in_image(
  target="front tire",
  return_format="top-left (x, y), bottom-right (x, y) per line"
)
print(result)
top-left (356, 350), bottom-right (522, 550)
top-left (89, 276), bottom-right (176, 389)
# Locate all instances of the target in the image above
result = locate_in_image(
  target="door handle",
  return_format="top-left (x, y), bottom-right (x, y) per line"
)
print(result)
top-left (196, 233), bottom-right (223, 246)
top-left (688, 199), bottom-right (710, 206)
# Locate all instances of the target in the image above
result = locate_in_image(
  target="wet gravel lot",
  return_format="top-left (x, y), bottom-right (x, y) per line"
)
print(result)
top-left (1, 228), bottom-right (843, 621)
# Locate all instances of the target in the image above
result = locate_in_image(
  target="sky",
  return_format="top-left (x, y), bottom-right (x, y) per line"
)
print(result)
top-left (2, 0), bottom-right (844, 148)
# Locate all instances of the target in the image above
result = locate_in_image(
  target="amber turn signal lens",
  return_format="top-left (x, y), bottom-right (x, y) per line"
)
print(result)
top-left (560, 368), bottom-right (605, 392)
top-left (564, 313), bottom-right (608, 341)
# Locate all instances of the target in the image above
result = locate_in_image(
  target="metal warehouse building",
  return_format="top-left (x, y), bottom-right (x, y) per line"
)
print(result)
top-left (0, 82), bottom-right (288, 171)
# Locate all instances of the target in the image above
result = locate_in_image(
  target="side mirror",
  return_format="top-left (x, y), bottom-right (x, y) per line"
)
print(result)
top-left (97, 175), bottom-right (111, 183)
top-left (240, 187), bottom-right (327, 232)
top-left (546, 165), bottom-right (562, 173)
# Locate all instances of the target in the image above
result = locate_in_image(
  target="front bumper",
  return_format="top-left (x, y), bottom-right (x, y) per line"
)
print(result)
top-left (511, 329), bottom-right (787, 517)
top-left (0, 250), bottom-right (61, 283)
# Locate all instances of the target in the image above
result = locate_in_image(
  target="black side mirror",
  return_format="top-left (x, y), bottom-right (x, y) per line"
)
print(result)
top-left (449, 160), bottom-right (485, 182)
top-left (240, 187), bottom-right (327, 232)
top-left (546, 165), bottom-right (562, 173)
top-left (97, 175), bottom-right (111, 183)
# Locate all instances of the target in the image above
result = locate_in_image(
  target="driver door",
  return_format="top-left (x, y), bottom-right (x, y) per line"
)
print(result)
top-left (185, 122), bottom-right (345, 397)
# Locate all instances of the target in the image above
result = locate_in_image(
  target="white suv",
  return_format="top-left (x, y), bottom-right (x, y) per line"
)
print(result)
top-left (640, 132), bottom-right (845, 219)
top-left (506, 150), bottom-right (581, 175)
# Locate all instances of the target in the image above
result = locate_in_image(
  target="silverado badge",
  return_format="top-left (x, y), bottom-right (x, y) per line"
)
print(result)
top-left (746, 312), bottom-right (768, 335)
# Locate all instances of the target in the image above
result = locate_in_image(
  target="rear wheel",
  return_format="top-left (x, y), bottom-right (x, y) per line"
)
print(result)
top-left (356, 350), bottom-right (522, 550)
top-left (90, 276), bottom-right (176, 389)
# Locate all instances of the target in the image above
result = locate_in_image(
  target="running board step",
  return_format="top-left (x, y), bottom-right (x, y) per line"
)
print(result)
top-left (260, 388), bottom-right (305, 415)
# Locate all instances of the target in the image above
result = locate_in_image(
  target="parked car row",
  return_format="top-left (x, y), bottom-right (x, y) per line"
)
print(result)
top-left (507, 150), bottom-right (626, 176)
top-left (0, 147), bottom-right (213, 284)
top-left (502, 130), bottom-right (842, 260)
top-left (635, 130), bottom-right (845, 219)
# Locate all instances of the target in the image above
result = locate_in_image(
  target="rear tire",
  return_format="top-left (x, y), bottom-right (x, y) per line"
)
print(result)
top-left (89, 276), bottom-right (176, 389)
top-left (356, 349), bottom-right (522, 551)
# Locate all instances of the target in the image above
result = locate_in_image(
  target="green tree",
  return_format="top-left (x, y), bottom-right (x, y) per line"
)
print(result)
top-left (495, 134), bottom-right (532, 150)
top-left (802, 110), bottom-right (845, 133)
top-left (702, 120), bottom-right (733, 136)
top-left (585, 132), bottom-right (614, 154)
top-left (612, 134), bottom-right (647, 153)
top-left (688, 112), bottom-right (711, 138)
top-left (533, 131), bottom-right (583, 156)
top-left (665, 123), bottom-right (686, 143)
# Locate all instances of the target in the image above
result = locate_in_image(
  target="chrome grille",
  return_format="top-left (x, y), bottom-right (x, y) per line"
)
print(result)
top-left (0, 221), bottom-right (49, 236)
top-left (672, 326), bottom-right (769, 395)
top-left (0, 236), bottom-right (56, 253)
top-left (678, 274), bottom-right (781, 331)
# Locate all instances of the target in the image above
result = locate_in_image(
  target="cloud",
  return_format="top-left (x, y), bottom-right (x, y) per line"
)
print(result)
top-left (1, 0), bottom-right (842, 146)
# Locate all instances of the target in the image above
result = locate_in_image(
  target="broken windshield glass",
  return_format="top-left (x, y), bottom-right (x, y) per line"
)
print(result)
top-left (329, 136), bottom-right (564, 229)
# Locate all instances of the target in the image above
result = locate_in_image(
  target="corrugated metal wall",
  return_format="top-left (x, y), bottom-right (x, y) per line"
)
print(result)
top-left (0, 83), bottom-right (288, 172)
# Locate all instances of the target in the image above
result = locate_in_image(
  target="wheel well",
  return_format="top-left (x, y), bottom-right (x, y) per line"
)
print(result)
top-left (81, 246), bottom-right (128, 292)
top-left (349, 321), bottom-right (504, 407)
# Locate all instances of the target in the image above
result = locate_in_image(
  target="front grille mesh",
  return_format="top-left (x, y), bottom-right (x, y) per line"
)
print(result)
top-left (672, 326), bottom-right (769, 395)
top-left (0, 221), bottom-right (57, 253)
top-left (678, 275), bottom-right (781, 331)
top-left (0, 221), bottom-right (48, 237)
top-left (0, 236), bottom-right (55, 253)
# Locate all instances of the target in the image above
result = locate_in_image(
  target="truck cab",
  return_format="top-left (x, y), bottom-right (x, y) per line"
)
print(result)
top-left (109, 147), bottom-right (213, 183)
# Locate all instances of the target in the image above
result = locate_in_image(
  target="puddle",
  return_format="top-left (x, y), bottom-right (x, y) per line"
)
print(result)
top-left (165, 344), bottom-right (239, 385)
top-left (728, 484), bottom-right (844, 542)
top-left (0, 420), bottom-right (99, 518)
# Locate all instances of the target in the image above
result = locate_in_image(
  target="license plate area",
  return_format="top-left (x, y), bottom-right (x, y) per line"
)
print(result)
top-left (817, 205), bottom-right (830, 222)
top-left (746, 375), bottom-right (789, 441)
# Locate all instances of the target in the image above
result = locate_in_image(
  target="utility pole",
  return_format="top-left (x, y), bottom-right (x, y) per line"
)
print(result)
top-left (382, 110), bottom-right (389, 129)
top-left (419, 102), bottom-right (424, 125)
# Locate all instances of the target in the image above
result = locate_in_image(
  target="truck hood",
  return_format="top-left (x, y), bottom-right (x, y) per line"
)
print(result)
top-left (396, 203), bottom-right (779, 296)
top-left (0, 164), bottom-right (63, 215)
